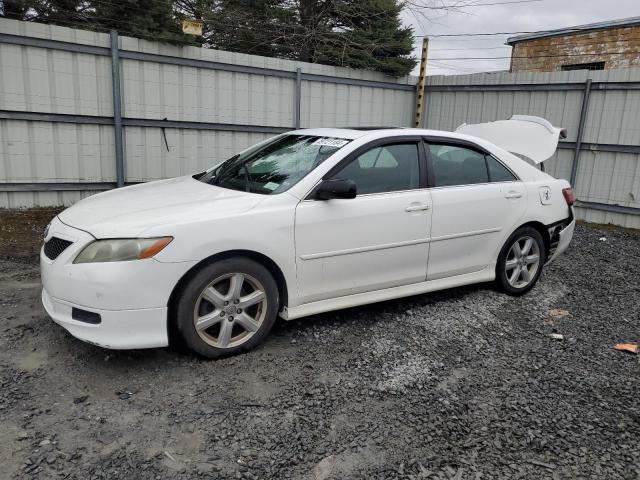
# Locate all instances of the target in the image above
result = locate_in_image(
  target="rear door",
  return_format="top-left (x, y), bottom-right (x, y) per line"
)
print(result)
top-left (425, 139), bottom-right (527, 280)
top-left (294, 138), bottom-right (432, 304)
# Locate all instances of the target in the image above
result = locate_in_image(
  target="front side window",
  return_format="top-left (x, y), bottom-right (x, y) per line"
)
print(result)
top-left (330, 143), bottom-right (420, 195)
top-left (197, 135), bottom-right (350, 194)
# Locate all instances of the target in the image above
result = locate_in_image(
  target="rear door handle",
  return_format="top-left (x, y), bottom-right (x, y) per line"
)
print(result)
top-left (405, 204), bottom-right (431, 212)
top-left (504, 191), bottom-right (523, 199)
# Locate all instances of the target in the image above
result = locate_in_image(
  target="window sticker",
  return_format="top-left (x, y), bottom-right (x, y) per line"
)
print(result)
top-left (263, 182), bottom-right (280, 191)
top-left (311, 137), bottom-right (349, 148)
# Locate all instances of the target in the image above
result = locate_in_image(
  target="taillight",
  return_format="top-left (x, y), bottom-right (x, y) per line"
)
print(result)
top-left (562, 187), bottom-right (575, 206)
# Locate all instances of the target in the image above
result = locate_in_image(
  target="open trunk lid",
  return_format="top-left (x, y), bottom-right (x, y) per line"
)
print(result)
top-left (455, 115), bottom-right (567, 164)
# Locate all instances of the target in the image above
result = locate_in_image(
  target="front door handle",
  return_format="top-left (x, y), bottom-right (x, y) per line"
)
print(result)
top-left (504, 191), bottom-right (523, 199)
top-left (405, 204), bottom-right (431, 212)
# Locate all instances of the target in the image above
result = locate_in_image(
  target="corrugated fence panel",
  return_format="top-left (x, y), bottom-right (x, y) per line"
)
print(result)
top-left (544, 149), bottom-right (574, 182)
top-left (121, 60), bottom-right (295, 127)
top-left (0, 120), bottom-right (115, 182)
top-left (582, 70), bottom-right (640, 146)
top-left (575, 151), bottom-right (640, 207)
top-left (424, 83), bottom-right (584, 145)
top-left (1, 18), bottom-right (639, 228)
top-left (0, 190), bottom-right (96, 209)
top-left (0, 18), bottom-right (417, 207)
top-left (424, 68), bottom-right (640, 227)
top-left (578, 208), bottom-right (640, 229)
top-left (124, 128), bottom-right (270, 182)
top-left (302, 83), bottom-right (412, 128)
top-left (0, 42), bottom-right (112, 116)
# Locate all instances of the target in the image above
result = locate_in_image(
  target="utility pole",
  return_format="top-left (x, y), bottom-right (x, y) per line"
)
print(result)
top-left (414, 37), bottom-right (429, 128)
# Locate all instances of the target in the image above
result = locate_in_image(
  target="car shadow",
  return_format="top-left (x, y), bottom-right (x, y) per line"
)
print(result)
top-left (273, 281), bottom-right (494, 335)
top-left (51, 281), bottom-right (494, 365)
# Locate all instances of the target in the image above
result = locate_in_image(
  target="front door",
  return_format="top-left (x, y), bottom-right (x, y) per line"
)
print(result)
top-left (294, 140), bottom-right (432, 305)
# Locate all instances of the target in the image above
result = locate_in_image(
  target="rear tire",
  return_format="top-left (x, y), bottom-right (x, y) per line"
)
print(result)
top-left (495, 226), bottom-right (545, 296)
top-left (174, 257), bottom-right (279, 359)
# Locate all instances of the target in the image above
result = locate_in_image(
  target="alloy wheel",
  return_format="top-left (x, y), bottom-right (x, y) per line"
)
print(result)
top-left (193, 273), bottom-right (267, 348)
top-left (504, 235), bottom-right (541, 289)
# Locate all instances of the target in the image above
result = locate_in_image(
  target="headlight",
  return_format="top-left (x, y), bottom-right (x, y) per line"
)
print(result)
top-left (74, 237), bottom-right (173, 263)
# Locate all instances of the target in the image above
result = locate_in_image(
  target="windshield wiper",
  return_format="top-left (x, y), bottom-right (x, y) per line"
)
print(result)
top-left (212, 154), bottom-right (241, 186)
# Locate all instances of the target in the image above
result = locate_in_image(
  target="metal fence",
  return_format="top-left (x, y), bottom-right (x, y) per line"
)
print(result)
top-left (423, 69), bottom-right (640, 229)
top-left (1, 18), bottom-right (639, 229)
top-left (0, 18), bottom-right (414, 207)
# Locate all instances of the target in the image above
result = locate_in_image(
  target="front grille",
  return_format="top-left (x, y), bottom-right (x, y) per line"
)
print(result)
top-left (44, 237), bottom-right (73, 260)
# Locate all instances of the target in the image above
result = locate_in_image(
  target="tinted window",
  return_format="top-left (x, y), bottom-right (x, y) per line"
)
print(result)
top-left (429, 145), bottom-right (488, 187)
top-left (332, 143), bottom-right (420, 195)
top-left (486, 156), bottom-right (517, 182)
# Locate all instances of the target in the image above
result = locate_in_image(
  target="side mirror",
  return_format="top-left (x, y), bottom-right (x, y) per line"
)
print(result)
top-left (314, 178), bottom-right (357, 200)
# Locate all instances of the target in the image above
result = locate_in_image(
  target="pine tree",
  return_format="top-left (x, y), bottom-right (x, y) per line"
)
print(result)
top-left (3, 0), bottom-right (92, 26)
top-left (3, 0), bottom-right (188, 43)
top-left (4, 0), bottom-right (417, 77)
top-left (197, 0), bottom-right (416, 76)
top-left (310, 0), bottom-right (417, 76)
top-left (94, 0), bottom-right (187, 43)
top-left (178, 0), bottom-right (287, 57)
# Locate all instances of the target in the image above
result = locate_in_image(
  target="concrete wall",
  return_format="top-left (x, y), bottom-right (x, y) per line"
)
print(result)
top-left (510, 25), bottom-right (640, 73)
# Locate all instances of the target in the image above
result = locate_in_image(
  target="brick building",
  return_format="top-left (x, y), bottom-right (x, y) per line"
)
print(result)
top-left (507, 17), bottom-right (640, 73)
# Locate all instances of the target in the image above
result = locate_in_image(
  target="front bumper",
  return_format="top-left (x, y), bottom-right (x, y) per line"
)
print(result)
top-left (40, 216), bottom-right (197, 349)
top-left (42, 288), bottom-right (168, 349)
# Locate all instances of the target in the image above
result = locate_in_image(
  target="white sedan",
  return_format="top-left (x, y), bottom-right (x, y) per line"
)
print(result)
top-left (41, 116), bottom-right (575, 358)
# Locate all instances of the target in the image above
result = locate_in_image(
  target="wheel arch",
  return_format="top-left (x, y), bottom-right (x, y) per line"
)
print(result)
top-left (167, 250), bottom-right (289, 339)
top-left (508, 220), bottom-right (551, 261)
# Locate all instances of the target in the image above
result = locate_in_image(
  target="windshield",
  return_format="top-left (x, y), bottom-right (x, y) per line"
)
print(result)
top-left (197, 135), bottom-right (350, 194)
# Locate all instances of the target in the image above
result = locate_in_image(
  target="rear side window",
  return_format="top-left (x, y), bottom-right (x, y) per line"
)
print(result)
top-left (428, 145), bottom-right (488, 187)
top-left (486, 156), bottom-right (517, 182)
top-left (332, 143), bottom-right (420, 195)
top-left (428, 144), bottom-right (517, 187)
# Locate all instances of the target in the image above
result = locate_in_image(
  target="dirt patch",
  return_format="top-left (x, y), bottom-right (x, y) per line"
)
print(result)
top-left (0, 212), bottom-right (639, 479)
top-left (0, 208), bottom-right (63, 261)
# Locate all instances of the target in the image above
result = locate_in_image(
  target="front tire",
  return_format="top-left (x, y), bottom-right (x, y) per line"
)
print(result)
top-left (174, 257), bottom-right (279, 359)
top-left (496, 226), bottom-right (545, 296)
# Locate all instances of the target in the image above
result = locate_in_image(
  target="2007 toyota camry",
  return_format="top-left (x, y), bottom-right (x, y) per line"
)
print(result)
top-left (41, 116), bottom-right (575, 358)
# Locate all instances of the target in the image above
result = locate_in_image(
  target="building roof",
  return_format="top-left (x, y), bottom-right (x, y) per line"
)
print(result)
top-left (507, 16), bottom-right (640, 44)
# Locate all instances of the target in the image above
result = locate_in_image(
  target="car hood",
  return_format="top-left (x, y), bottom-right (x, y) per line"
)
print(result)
top-left (58, 176), bottom-right (264, 238)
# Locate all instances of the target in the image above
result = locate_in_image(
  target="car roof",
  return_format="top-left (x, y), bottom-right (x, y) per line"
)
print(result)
top-left (290, 127), bottom-right (469, 141)
top-left (291, 128), bottom-right (374, 140)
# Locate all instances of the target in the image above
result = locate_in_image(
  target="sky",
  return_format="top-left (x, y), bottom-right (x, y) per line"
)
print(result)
top-left (401, 0), bottom-right (640, 76)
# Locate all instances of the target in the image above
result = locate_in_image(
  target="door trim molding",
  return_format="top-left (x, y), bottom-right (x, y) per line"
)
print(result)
top-left (298, 226), bottom-right (501, 260)
top-left (299, 237), bottom-right (430, 260)
top-left (430, 226), bottom-right (502, 243)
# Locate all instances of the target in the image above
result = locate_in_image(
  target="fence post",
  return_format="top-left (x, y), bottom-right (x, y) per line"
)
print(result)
top-left (294, 67), bottom-right (302, 129)
top-left (570, 78), bottom-right (592, 187)
top-left (110, 30), bottom-right (125, 188)
top-left (414, 37), bottom-right (429, 128)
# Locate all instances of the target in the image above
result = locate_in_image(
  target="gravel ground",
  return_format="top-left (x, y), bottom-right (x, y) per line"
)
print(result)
top-left (0, 215), bottom-right (639, 479)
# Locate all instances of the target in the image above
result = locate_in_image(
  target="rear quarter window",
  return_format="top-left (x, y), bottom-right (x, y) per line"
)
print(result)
top-left (487, 156), bottom-right (517, 182)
